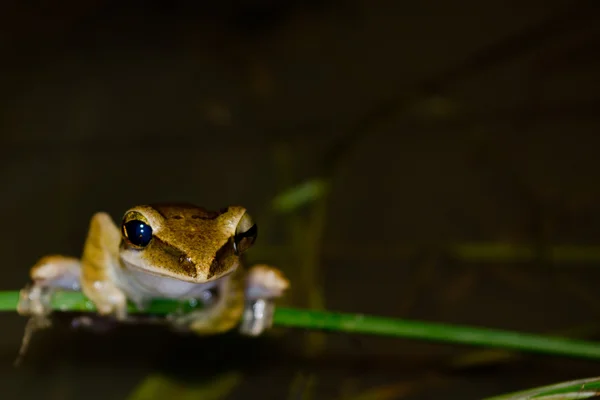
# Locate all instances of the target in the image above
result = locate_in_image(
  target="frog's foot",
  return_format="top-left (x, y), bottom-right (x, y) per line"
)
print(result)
top-left (17, 283), bottom-right (51, 317)
top-left (166, 279), bottom-right (245, 335)
top-left (245, 264), bottom-right (290, 300)
top-left (15, 285), bottom-right (52, 366)
top-left (81, 280), bottom-right (128, 321)
top-left (16, 255), bottom-right (81, 366)
top-left (166, 296), bottom-right (243, 335)
top-left (14, 308), bottom-right (53, 367)
top-left (240, 264), bottom-right (289, 337)
top-left (17, 255), bottom-right (81, 317)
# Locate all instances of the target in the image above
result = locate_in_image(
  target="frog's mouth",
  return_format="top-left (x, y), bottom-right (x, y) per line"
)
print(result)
top-left (120, 258), bottom-right (224, 298)
top-left (119, 253), bottom-right (236, 285)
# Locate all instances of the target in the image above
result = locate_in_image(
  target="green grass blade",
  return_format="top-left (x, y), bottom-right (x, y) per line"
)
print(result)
top-left (126, 372), bottom-right (241, 400)
top-left (274, 308), bottom-right (600, 360)
top-left (484, 376), bottom-right (600, 399)
top-left (4, 290), bottom-right (600, 361)
top-left (271, 178), bottom-right (329, 213)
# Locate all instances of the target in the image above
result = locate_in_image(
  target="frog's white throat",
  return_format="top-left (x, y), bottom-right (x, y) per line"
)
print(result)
top-left (118, 259), bottom-right (221, 299)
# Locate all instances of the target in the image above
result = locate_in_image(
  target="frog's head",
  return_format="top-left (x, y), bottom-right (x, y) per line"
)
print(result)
top-left (118, 203), bottom-right (257, 283)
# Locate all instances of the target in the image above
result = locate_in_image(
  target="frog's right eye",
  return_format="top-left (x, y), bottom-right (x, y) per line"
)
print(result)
top-left (233, 212), bottom-right (257, 255)
top-left (122, 220), bottom-right (153, 248)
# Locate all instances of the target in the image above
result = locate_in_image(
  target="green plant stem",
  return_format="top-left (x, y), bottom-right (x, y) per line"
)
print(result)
top-left (274, 309), bottom-right (600, 360)
top-left (484, 376), bottom-right (600, 400)
top-left (3, 290), bottom-right (600, 361)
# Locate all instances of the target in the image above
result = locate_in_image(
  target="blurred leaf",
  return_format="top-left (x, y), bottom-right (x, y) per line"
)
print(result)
top-left (272, 178), bottom-right (329, 213)
top-left (450, 243), bottom-right (600, 263)
top-left (341, 383), bottom-right (413, 400)
top-left (287, 372), bottom-right (317, 400)
top-left (126, 372), bottom-right (241, 400)
top-left (485, 377), bottom-right (600, 400)
top-left (449, 348), bottom-right (521, 369)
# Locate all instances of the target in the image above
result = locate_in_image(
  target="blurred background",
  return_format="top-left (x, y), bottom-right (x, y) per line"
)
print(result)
top-left (2, 0), bottom-right (600, 398)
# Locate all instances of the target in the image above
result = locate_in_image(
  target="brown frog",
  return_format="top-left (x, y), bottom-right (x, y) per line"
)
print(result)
top-left (17, 203), bottom-right (289, 335)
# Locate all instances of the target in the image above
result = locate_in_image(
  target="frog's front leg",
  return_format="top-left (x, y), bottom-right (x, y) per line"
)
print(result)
top-left (240, 264), bottom-right (289, 336)
top-left (168, 270), bottom-right (246, 335)
top-left (168, 265), bottom-right (289, 336)
top-left (17, 255), bottom-right (82, 317)
top-left (79, 212), bottom-right (128, 320)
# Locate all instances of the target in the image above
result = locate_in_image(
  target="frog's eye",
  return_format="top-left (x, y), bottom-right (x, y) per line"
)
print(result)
top-left (233, 213), bottom-right (257, 255)
top-left (122, 220), bottom-right (153, 248)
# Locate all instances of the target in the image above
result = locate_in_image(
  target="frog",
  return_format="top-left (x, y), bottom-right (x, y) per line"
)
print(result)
top-left (17, 203), bottom-right (289, 336)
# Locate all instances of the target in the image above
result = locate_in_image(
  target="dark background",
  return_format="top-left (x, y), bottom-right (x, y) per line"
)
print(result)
top-left (2, 1), bottom-right (600, 398)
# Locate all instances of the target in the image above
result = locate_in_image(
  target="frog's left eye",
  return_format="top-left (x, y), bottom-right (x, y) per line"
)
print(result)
top-left (122, 220), bottom-right (153, 248)
top-left (233, 213), bottom-right (257, 255)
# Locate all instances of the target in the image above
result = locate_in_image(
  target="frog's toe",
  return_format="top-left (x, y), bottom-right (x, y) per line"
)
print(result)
top-left (245, 264), bottom-right (290, 300)
top-left (85, 285), bottom-right (128, 320)
top-left (17, 284), bottom-right (53, 317)
top-left (239, 298), bottom-right (275, 336)
top-left (97, 300), bottom-right (127, 320)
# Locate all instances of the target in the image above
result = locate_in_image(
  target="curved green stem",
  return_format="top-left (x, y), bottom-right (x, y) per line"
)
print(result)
top-left (3, 290), bottom-right (600, 361)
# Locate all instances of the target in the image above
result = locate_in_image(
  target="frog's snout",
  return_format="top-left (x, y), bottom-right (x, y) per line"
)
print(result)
top-left (177, 255), bottom-right (199, 279)
top-left (178, 255), bottom-right (193, 266)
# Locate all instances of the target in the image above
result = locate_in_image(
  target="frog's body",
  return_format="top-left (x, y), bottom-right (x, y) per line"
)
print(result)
top-left (18, 204), bottom-right (288, 335)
